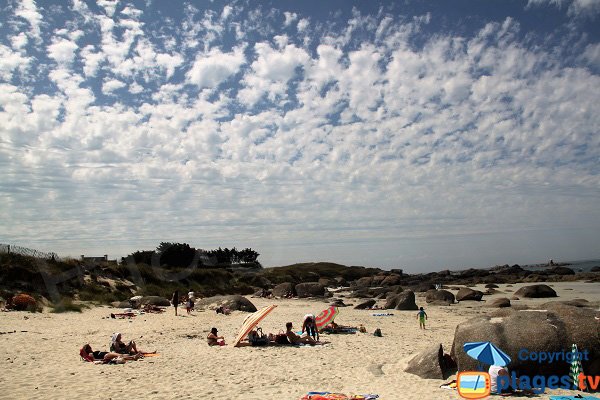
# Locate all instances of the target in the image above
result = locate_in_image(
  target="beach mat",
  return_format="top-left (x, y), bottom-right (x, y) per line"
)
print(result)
top-left (300, 393), bottom-right (379, 399)
top-left (549, 396), bottom-right (600, 400)
top-left (371, 313), bottom-right (393, 316)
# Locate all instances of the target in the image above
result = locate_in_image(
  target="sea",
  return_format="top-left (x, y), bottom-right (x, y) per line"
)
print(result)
top-left (522, 259), bottom-right (600, 273)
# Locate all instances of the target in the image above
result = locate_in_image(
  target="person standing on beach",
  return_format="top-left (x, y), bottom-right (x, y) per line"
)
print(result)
top-left (417, 307), bottom-right (428, 329)
top-left (186, 289), bottom-right (195, 314)
top-left (302, 314), bottom-right (319, 341)
top-left (172, 290), bottom-right (179, 316)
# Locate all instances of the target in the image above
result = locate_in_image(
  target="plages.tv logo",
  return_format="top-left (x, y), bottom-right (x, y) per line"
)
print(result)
top-left (457, 341), bottom-right (597, 399)
top-left (457, 371), bottom-right (491, 399)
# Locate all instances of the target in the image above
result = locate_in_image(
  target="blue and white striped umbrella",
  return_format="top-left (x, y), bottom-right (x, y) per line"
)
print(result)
top-left (463, 341), bottom-right (511, 367)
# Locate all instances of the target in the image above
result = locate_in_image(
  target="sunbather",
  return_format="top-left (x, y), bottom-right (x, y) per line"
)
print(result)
top-left (81, 344), bottom-right (140, 363)
top-left (286, 322), bottom-right (317, 345)
top-left (110, 332), bottom-right (155, 355)
top-left (216, 305), bottom-right (231, 315)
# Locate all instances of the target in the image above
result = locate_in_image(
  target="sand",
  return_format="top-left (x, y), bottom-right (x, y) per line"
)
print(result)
top-left (1, 281), bottom-right (598, 400)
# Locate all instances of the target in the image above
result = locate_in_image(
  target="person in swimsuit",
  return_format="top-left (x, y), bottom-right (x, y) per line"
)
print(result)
top-left (302, 314), bottom-right (319, 341)
top-left (110, 333), bottom-right (155, 355)
top-left (417, 307), bottom-right (428, 329)
top-left (82, 344), bottom-right (140, 363)
top-left (286, 322), bottom-right (317, 345)
top-left (207, 327), bottom-right (225, 346)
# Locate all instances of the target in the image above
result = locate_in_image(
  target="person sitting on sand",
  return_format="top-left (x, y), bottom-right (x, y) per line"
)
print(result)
top-left (110, 332), bottom-right (154, 355)
top-left (286, 322), bottom-right (317, 345)
top-left (207, 327), bottom-right (226, 346)
top-left (81, 344), bottom-right (141, 363)
top-left (489, 365), bottom-right (535, 395)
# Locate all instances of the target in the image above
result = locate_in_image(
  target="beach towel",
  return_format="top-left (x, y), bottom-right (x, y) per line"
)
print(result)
top-left (300, 393), bottom-right (379, 400)
top-left (110, 312), bottom-right (136, 319)
top-left (549, 397), bottom-right (600, 400)
top-left (321, 327), bottom-right (357, 334)
top-left (371, 313), bottom-right (393, 316)
top-left (79, 348), bottom-right (95, 362)
top-left (439, 380), bottom-right (457, 390)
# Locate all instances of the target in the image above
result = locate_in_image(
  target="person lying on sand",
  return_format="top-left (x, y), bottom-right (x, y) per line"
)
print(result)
top-left (81, 344), bottom-right (141, 363)
top-left (286, 322), bottom-right (317, 345)
top-left (215, 305), bottom-right (231, 315)
top-left (207, 327), bottom-right (226, 346)
top-left (110, 332), bottom-right (155, 355)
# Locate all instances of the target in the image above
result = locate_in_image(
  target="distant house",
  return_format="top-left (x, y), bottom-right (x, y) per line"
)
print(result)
top-left (81, 255), bottom-right (108, 264)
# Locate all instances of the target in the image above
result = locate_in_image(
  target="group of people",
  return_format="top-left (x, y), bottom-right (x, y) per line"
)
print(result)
top-left (171, 289), bottom-right (196, 316)
top-left (81, 332), bottom-right (155, 364)
top-left (207, 314), bottom-right (324, 346)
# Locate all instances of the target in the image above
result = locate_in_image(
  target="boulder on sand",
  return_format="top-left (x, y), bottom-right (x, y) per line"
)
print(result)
top-left (405, 344), bottom-right (454, 380)
top-left (514, 284), bottom-right (557, 298)
top-left (486, 298), bottom-right (511, 308)
top-left (451, 305), bottom-right (600, 378)
top-left (295, 282), bottom-right (326, 298)
top-left (272, 282), bottom-right (295, 297)
top-left (11, 293), bottom-right (37, 311)
top-left (385, 290), bottom-right (418, 310)
top-left (425, 289), bottom-right (455, 305)
top-left (354, 299), bottom-right (376, 310)
top-left (456, 288), bottom-right (484, 301)
top-left (139, 296), bottom-right (171, 307)
top-left (196, 295), bottom-right (257, 312)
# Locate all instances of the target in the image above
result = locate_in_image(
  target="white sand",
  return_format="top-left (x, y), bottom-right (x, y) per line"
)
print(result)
top-left (1, 281), bottom-right (598, 400)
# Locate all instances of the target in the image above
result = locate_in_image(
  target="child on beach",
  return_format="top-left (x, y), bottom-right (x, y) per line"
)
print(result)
top-left (417, 307), bottom-right (428, 329)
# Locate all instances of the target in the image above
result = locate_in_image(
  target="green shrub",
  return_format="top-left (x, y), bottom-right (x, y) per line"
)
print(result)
top-left (50, 298), bottom-right (87, 313)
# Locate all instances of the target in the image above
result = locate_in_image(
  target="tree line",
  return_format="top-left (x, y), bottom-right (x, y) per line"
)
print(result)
top-left (122, 242), bottom-right (261, 269)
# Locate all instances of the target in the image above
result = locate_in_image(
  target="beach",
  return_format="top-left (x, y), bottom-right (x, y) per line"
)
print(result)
top-left (1, 281), bottom-right (599, 400)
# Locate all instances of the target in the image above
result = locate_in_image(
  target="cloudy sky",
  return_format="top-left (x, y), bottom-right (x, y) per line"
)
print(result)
top-left (1, 0), bottom-right (599, 272)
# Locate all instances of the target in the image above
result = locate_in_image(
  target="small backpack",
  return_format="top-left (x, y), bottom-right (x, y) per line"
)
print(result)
top-left (373, 328), bottom-right (382, 337)
top-left (249, 327), bottom-right (269, 346)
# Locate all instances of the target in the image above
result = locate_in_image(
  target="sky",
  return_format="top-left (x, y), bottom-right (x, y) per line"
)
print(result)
top-left (1, 0), bottom-right (599, 273)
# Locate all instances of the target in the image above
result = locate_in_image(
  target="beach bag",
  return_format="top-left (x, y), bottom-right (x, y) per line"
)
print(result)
top-left (373, 328), bottom-right (382, 337)
top-left (249, 328), bottom-right (269, 346)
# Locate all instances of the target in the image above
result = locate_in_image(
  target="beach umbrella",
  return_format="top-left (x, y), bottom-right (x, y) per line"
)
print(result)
top-left (570, 343), bottom-right (585, 390)
top-left (316, 306), bottom-right (338, 331)
top-left (463, 341), bottom-right (511, 367)
top-left (233, 304), bottom-right (277, 347)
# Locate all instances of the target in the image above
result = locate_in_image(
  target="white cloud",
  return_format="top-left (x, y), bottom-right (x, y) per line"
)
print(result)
top-left (2, 4), bottom-right (599, 271)
top-left (11, 33), bottom-right (28, 50)
top-left (283, 11), bottom-right (297, 27)
top-left (81, 45), bottom-right (104, 77)
top-left (238, 42), bottom-right (310, 106)
top-left (297, 18), bottom-right (309, 32)
top-left (128, 82), bottom-right (144, 94)
top-left (0, 45), bottom-right (31, 80)
top-left (581, 42), bottom-right (600, 67)
top-left (156, 53), bottom-right (184, 80)
top-left (221, 5), bottom-right (233, 20)
top-left (47, 38), bottom-right (79, 65)
top-left (185, 46), bottom-right (246, 89)
top-left (102, 78), bottom-right (126, 94)
top-left (97, 0), bottom-right (119, 17)
top-left (15, 0), bottom-right (43, 43)
top-left (526, 0), bottom-right (600, 16)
